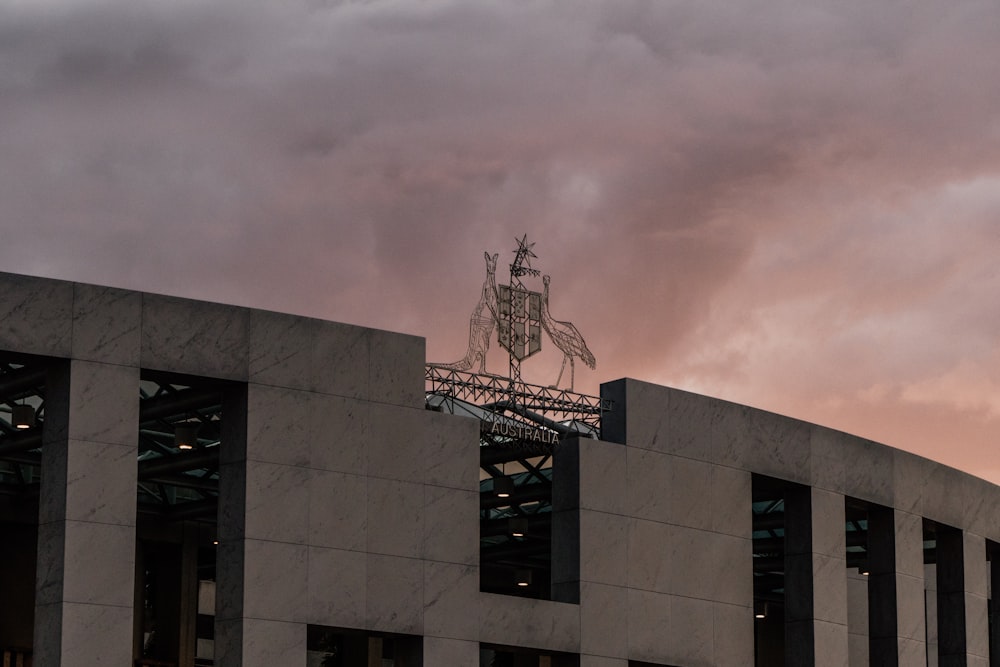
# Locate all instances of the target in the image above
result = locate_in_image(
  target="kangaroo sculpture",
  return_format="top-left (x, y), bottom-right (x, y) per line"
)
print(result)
top-left (437, 252), bottom-right (499, 374)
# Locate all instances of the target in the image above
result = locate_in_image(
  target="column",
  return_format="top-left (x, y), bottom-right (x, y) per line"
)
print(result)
top-left (785, 486), bottom-right (848, 667)
top-left (936, 528), bottom-right (988, 666)
top-left (989, 542), bottom-right (1000, 666)
top-left (868, 507), bottom-right (927, 666)
top-left (34, 360), bottom-right (140, 666)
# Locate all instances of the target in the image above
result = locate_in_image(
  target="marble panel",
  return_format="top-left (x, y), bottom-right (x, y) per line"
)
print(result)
top-left (846, 570), bottom-right (869, 639)
top-left (214, 617), bottom-right (242, 667)
top-left (308, 469), bottom-right (366, 551)
top-left (38, 437), bottom-right (69, 527)
top-left (580, 510), bottom-right (627, 587)
top-left (423, 561), bottom-right (479, 641)
top-left (667, 526), bottom-right (751, 605)
top-left (310, 393), bottom-right (368, 475)
top-left (577, 439), bottom-right (627, 515)
top-left (579, 657), bottom-right (627, 667)
top-left (32, 602), bottom-right (62, 666)
top-left (813, 619), bottom-right (850, 667)
top-left (367, 554), bottom-right (423, 635)
top-left (422, 411), bottom-right (480, 491)
top-left (625, 588), bottom-right (672, 664)
top-left (67, 361), bottom-right (139, 446)
top-left (714, 601), bottom-right (754, 667)
top-left (217, 460), bottom-right (247, 543)
top-left (626, 518), bottom-right (671, 593)
top-left (841, 438), bottom-right (894, 507)
top-left (369, 328), bottom-right (425, 408)
top-left (311, 319), bottom-right (371, 398)
top-left (214, 539), bottom-right (245, 622)
top-left (667, 456), bottom-right (713, 530)
top-left (34, 521), bottom-right (66, 606)
top-left (963, 533), bottom-right (988, 597)
top-left (423, 636), bottom-right (479, 666)
top-left (710, 399), bottom-right (753, 470)
top-left (306, 546), bottom-right (366, 628)
top-left (711, 464), bottom-right (751, 538)
top-left (59, 520), bottom-right (135, 606)
top-left (478, 592), bottom-right (580, 654)
top-left (963, 479), bottom-right (1000, 540)
top-left (606, 379), bottom-right (670, 452)
top-left (580, 582), bottom-right (627, 658)
top-left (967, 591), bottom-right (990, 660)
top-left (71, 283), bottom-right (142, 364)
top-left (61, 440), bottom-right (137, 526)
top-left (809, 425), bottom-right (847, 494)
top-left (245, 384), bottom-right (311, 467)
top-left (242, 539), bottom-right (308, 622)
top-left (0, 272), bottom-right (73, 356)
top-left (668, 595), bottom-right (715, 666)
top-left (739, 408), bottom-right (811, 484)
top-left (897, 636), bottom-right (927, 667)
top-left (625, 448), bottom-right (671, 524)
top-left (141, 294), bottom-right (249, 380)
top-left (813, 554), bottom-right (849, 626)
top-left (240, 618), bottom-right (307, 667)
top-left (897, 573), bottom-right (927, 641)
top-left (366, 477), bottom-right (423, 558)
top-left (423, 485), bottom-right (478, 565)
top-left (244, 461), bottom-right (309, 543)
top-left (59, 601), bottom-right (134, 665)
top-left (896, 510), bottom-right (926, 579)
top-left (367, 403), bottom-right (426, 483)
top-left (663, 386), bottom-right (717, 462)
top-left (811, 488), bottom-right (846, 559)
top-left (247, 310), bottom-right (318, 391)
top-left (922, 465), bottom-right (967, 529)
top-left (892, 451), bottom-right (933, 516)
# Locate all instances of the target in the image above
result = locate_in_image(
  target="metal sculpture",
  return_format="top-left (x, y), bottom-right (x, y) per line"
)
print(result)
top-left (540, 274), bottom-right (595, 391)
top-left (498, 235), bottom-right (543, 383)
top-left (437, 252), bottom-right (499, 374)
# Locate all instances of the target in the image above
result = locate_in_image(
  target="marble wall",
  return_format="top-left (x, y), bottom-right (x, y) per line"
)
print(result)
top-left (4, 271), bottom-right (1000, 666)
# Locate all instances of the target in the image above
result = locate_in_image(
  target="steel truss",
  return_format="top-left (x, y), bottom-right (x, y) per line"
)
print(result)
top-left (425, 365), bottom-right (610, 436)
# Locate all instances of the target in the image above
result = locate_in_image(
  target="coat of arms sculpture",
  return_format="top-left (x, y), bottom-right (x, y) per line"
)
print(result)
top-left (432, 235), bottom-right (594, 391)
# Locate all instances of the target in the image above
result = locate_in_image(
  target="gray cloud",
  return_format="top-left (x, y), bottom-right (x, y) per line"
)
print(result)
top-left (2, 0), bottom-right (1000, 478)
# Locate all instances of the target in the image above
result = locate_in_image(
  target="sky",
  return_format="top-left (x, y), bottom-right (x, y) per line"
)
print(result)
top-left (2, 0), bottom-right (1000, 481)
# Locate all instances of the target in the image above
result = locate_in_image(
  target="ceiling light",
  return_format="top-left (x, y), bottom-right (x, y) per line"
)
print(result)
top-left (12, 404), bottom-right (35, 430)
top-left (494, 476), bottom-right (514, 498)
top-left (515, 569), bottom-right (532, 587)
top-left (175, 424), bottom-right (199, 451)
top-left (509, 517), bottom-right (528, 538)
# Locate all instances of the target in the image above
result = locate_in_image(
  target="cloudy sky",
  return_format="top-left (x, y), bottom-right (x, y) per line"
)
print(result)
top-left (2, 0), bottom-right (1000, 480)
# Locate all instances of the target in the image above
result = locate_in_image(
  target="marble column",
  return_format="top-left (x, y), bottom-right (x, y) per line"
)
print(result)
top-left (34, 360), bottom-right (140, 666)
top-left (785, 486), bottom-right (849, 667)
top-left (868, 507), bottom-right (927, 666)
top-left (936, 527), bottom-right (988, 666)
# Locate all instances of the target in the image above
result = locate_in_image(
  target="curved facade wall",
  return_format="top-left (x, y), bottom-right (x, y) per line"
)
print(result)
top-left (0, 271), bottom-right (996, 666)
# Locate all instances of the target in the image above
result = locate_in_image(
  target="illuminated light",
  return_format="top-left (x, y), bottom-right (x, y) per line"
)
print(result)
top-left (754, 601), bottom-right (768, 619)
top-left (175, 424), bottom-right (199, 451)
top-left (12, 404), bottom-right (35, 430)
top-left (515, 569), bottom-right (532, 587)
top-left (494, 476), bottom-right (514, 498)
top-left (509, 517), bottom-right (529, 538)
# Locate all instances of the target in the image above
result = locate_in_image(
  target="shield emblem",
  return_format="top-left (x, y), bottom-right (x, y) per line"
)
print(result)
top-left (498, 285), bottom-right (542, 361)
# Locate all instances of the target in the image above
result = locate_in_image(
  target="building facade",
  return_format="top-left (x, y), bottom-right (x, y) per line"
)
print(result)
top-left (0, 270), bottom-right (998, 666)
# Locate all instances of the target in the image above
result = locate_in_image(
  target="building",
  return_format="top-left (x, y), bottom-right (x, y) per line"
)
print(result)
top-left (1, 269), bottom-right (999, 666)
